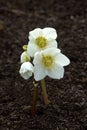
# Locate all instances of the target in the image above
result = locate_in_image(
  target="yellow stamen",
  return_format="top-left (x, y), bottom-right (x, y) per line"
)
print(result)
top-left (24, 54), bottom-right (30, 62)
top-left (36, 36), bottom-right (47, 49)
top-left (42, 55), bottom-right (54, 68)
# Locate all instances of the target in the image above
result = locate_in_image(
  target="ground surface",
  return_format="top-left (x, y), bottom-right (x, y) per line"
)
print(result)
top-left (0, 0), bottom-right (87, 130)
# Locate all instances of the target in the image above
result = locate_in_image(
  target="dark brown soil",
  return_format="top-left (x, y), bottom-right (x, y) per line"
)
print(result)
top-left (0, 0), bottom-right (87, 130)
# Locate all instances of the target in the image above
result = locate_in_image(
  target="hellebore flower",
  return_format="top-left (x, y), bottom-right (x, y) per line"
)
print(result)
top-left (20, 51), bottom-right (30, 63)
top-left (33, 48), bottom-right (70, 81)
top-left (19, 62), bottom-right (33, 80)
top-left (27, 27), bottom-right (57, 57)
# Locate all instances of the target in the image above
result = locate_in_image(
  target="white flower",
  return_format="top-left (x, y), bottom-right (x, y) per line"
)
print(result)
top-left (27, 27), bottom-right (57, 57)
top-left (19, 62), bottom-right (33, 80)
top-left (33, 48), bottom-right (70, 81)
top-left (20, 51), bottom-right (30, 63)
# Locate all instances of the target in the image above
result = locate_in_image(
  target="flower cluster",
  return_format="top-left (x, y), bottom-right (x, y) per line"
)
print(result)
top-left (19, 27), bottom-right (70, 81)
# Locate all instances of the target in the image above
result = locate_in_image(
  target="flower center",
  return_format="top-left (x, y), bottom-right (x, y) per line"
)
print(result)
top-left (23, 52), bottom-right (30, 62)
top-left (24, 55), bottom-right (30, 62)
top-left (42, 55), bottom-right (54, 68)
top-left (36, 36), bottom-right (47, 49)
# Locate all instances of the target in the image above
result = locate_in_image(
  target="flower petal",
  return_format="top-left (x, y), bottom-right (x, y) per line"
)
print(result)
top-left (21, 71), bottom-right (32, 80)
top-left (56, 53), bottom-right (70, 66)
top-left (43, 27), bottom-right (57, 39)
top-left (33, 52), bottom-right (42, 65)
top-left (47, 63), bottom-right (64, 79)
top-left (27, 42), bottom-right (38, 57)
top-left (47, 39), bottom-right (58, 48)
top-left (41, 47), bottom-right (61, 56)
top-left (20, 51), bottom-right (26, 63)
top-left (34, 64), bottom-right (46, 81)
top-left (29, 28), bottom-right (42, 39)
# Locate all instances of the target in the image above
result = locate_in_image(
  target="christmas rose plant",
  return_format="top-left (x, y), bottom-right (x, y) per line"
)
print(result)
top-left (19, 27), bottom-right (70, 115)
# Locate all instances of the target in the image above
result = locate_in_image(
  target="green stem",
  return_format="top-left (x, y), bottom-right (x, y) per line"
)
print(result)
top-left (31, 82), bottom-right (38, 116)
top-left (40, 79), bottom-right (50, 105)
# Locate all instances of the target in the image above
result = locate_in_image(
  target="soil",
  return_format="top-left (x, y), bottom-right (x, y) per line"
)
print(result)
top-left (0, 0), bottom-right (87, 130)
